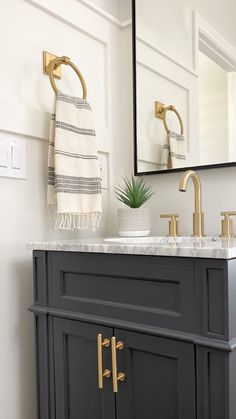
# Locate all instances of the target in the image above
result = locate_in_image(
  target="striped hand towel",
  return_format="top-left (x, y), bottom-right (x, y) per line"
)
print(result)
top-left (47, 91), bottom-right (102, 231)
top-left (161, 131), bottom-right (186, 169)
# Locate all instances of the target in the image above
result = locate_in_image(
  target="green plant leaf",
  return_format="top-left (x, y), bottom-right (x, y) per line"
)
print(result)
top-left (114, 176), bottom-right (155, 208)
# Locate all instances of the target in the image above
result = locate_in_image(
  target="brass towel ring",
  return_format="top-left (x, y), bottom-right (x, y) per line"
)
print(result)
top-left (49, 56), bottom-right (87, 99)
top-left (163, 105), bottom-right (184, 135)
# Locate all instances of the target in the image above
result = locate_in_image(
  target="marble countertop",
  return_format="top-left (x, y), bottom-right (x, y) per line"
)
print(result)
top-left (27, 236), bottom-right (236, 259)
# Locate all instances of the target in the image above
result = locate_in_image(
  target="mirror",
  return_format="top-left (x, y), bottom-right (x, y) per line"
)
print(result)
top-left (133, 0), bottom-right (236, 174)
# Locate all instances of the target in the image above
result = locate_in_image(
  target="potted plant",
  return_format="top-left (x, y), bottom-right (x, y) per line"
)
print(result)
top-left (114, 176), bottom-right (154, 237)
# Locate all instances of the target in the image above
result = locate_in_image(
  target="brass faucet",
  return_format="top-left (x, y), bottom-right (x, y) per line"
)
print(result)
top-left (179, 170), bottom-right (205, 237)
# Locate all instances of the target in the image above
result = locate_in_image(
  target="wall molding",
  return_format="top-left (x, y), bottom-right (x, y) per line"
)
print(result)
top-left (137, 60), bottom-right (190, 94)
top-left (194, 11), bottom-right (236, 72)
top-left (25, 0), bottom-right (131, 31)
top-left (76, 0), bottom-right (131, 29)
top-left (24, 0), bottom-right (108, 45)
top-left (137, 34), bottom-right (198, 78)
top-left (136, 12), bottom-right (236, 77)
top-left (0, 100), bottom-right (110, 153)
top-left (0, 101), bottom-right (50, 140)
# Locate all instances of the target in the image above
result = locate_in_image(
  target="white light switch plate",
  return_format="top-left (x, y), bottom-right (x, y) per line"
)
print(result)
top-left (0, 133), bottom-right (26, 179)
top-left (12, 144), bottom-right (22, 169)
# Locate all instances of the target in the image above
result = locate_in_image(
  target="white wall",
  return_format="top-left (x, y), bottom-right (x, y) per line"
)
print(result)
top-left (0, 1), bottom-right (122, 417)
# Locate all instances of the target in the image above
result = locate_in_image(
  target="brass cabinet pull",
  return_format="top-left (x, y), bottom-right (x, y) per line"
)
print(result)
top-left (111, 337), bottom-right (125, 393)
top-left (97, 334), bottom-right (110, 389)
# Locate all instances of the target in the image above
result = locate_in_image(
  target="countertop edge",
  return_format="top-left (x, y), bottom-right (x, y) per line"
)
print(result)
top-left (26, 241), bottom-right (236, 260)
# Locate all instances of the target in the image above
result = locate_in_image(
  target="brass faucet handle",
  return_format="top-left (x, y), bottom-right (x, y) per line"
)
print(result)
top-left (220, 211), bottom-right (236, 217)
top-left (220, 211), bottom-right (236, 238)
top-left (160, 213), bottom-right (179, 219)
top-left (160, 214), bottom-right (179, 237)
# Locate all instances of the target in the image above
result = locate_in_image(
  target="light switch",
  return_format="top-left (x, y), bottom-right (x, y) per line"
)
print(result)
top-left (0, 133), bottom-right (26, 179)
top-left (0, 143), bottom-right (9, 167)
top-left (12, 144), bottom-right (21, 169)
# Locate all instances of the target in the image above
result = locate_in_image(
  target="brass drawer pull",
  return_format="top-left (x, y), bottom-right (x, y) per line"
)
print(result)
top-left (111, 337), bottom-right (125, 393)
top-left (97, 334), bottom-right (110, 389)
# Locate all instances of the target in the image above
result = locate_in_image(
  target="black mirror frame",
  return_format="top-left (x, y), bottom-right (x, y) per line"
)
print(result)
top-left (132, 0), bottom-right (236, 176)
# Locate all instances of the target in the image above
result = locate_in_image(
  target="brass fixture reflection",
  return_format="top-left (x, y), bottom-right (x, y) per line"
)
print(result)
top-left (220, 211), bottom-right (236, 238)
top-left (160, 214), bottom-right (179, 237)
top-left (155, 101), bottom-right (184, 135)
top-left (111, 337), bottom-right (125, 393)
top-left (179, 170), bottom-right (205, 237)
top-left (97, 334), bottom-right (111, 389)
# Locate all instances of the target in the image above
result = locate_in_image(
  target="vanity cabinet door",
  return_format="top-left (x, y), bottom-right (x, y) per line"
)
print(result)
top-left (53, 318), bottom-right (115, 419)
top-left (115, 330), bottom-right (196, 419)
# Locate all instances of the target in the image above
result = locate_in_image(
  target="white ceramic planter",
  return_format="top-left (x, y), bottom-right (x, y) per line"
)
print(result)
top-left (118, 207), bottom-right (150, 237)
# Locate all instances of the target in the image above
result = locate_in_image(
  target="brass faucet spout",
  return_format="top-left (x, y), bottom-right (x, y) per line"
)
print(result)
top-left (179, 170), bottom-right (204, 237)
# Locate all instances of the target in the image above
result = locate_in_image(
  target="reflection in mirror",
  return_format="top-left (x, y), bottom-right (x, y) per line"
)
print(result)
top-left (199, 52), bottom-right (229, 165)
top-left (133, 0), bottom-right (236, 174)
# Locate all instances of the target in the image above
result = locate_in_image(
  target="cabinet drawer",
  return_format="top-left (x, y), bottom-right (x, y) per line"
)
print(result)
top-left (49, 252), bottom-right (195, 332)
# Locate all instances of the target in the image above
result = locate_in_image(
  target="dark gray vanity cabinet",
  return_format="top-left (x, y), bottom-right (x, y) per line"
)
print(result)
top-left (53, 319), bottom-right (115, 419)
top-left (31, 251), bottom-right (236, 419)
top-left (52, 319), bottom-right (195, 419)
top-left (114, 330), bottom-right (195, 419)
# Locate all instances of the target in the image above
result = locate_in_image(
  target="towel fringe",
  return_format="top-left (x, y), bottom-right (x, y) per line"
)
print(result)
top-left (48, 206), bottom-right (101, 231)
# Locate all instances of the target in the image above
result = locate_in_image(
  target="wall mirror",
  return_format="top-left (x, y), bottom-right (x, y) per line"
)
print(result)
top-left (133, 0), bottom-right (236, 174)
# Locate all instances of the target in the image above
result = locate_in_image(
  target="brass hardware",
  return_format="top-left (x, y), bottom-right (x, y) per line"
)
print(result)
top-left (97, 334), bottom-right (110, 389)
top-left (103, 369), bottom-right (111, 378)
top-left (220, 211), bottom-right (236, 238)
top-left (160, 214), bottom-right (179, 237)
top-left (43, 50), bottom-right (87, 99)
top-left (155, 101), bottom-right (184, 135)
top-left (116, 341), bottom-right (124, 350)
top-left (179, 170), bottom-right (205, 237)
top-left (43, 51), bottom-right (62, 79)
top-left (155, 101), bottom-right (165, 118)
top-left (111, 337), bottom-right (125, 393)
top-left (117, 372), bottom-right (126, 382)
top-left (102, 338), bottom-right (110, 348)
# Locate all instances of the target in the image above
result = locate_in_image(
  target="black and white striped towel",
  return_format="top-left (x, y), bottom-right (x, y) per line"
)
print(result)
top-left (47, 91), bottom-right (102, 231)
top-left (161, 131), bottom-right (186, 169)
